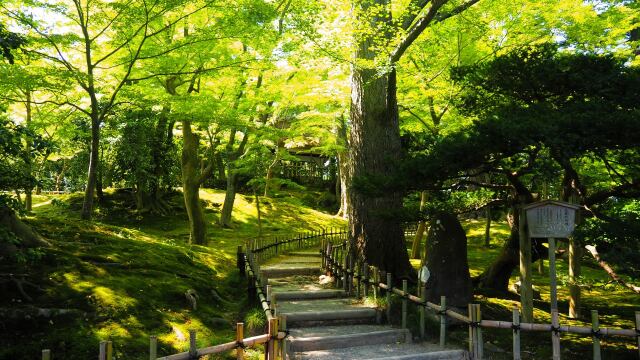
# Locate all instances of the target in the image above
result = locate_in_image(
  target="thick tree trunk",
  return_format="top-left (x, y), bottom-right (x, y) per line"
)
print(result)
top-left (219, 170), bottom-right (237, 228)
top-left (424, 212), bottom-right (472, 308)
top-left (348, 63), bottom-right (412, 278)
top-left (81, 115), bottom-right (100, 220)
top-left (181, 120), bottom-right (207, 245)
top-left (0, 208), bottom-right (49, 258)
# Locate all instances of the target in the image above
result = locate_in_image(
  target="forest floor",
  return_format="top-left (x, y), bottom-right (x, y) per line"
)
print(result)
top-left (407, 220), bottom-right (640, 360)
top-left (0, 188), bottom-right (345, 360)
top-left (1, 190), bottom-right (638, 359)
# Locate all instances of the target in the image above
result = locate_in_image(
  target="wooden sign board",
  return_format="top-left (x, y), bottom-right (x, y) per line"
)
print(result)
top-left (524, 200), bottom-right (579, 238)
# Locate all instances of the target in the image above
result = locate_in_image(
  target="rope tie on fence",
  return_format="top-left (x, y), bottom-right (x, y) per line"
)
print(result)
top-left (469, 320), bottom-right (481, 328)
top-left (591, 329), bottom-right (602, 339)
top-left (236, 340), bottom-right (247, 349)
top-left (511, 323), bottom-right (520, 333)
top-left (438, 308), bottom-right (447, 316)
top-left (550, 325), bottom-right (561, 334)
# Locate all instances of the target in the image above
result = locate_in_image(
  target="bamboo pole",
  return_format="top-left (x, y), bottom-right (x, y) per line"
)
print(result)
top-left (150, 335), bottom-right (158, 360)
top-left (591, 310), bottom-right (600, 360)
top-left (635, 311), bottom-right (639, 358)
top-left (386, 272), bottom-right (392, 324)
top-left (107, 341), bottom-right (113, 360)
top-left (512, 307), bottom-right (521, 360)
top-left (236, 323), bottom-right (244, 360)
top-left (551, 310), bottom-right (561, 360)
top-left (439, 296), bottom-right (446, 347)
top-left (475, 304), bottom-right (483, 359)
top-left (189, 330), bottom-right (197, 359)
top-left (280, 315), bottom-right (288, 360)
top-left (401, 279), bottom-right (408, 329)
top-left (268, 318), bottom-right (278, 360)
top-left (468, 304), bottom-right (475, 358)
top-left (42, 349), bottom-right (51, 360)
top-left (363, 262), bottom-right (369, 298)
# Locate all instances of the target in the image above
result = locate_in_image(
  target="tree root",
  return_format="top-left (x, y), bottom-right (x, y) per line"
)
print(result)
top-left (585, 245), bottom-right (640, 294)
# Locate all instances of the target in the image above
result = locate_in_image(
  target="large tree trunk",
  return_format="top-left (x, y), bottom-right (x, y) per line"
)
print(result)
top-left (424, 212), bottom-right (472, 308)
top-left (348, 57), bottom-right (412, 278)
top-left (81, 115), bottom-right (100, 220)
top-left (0, 208), bottom-right (49, 258)
top-left (181, 120), bottom-right (207, 245)
top-left (24, 90), bottom-right (33, 212)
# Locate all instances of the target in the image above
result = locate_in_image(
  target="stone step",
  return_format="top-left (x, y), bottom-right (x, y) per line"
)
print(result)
top-left (291, 343), bottom-right (468, 360)
top-left (288, 326), bottom-right (411, 352)
top-left (283, 308), bottom-right (378, 326)
top-left (274, 289), bottom-right (345, 300)
top-left (287, 251), bottom-right (321, 257)
top-left (260, 267), bottom-right (321, 278)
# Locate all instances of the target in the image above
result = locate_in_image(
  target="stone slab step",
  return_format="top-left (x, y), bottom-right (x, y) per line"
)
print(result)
top-left (261, 267), bottom-right (321, 278)
top-left (284, 308), bottom-right (377, 326)
top-left (287, 251), bottom-right (321, 257)
top-left (291, 343), bottom-right (468, 360)
top-left (288, 328), bottom-right (411, 352)
top-left (278, 298), bottom-right (365, 313)
top-left (274, 289), bottom-right (345, 300)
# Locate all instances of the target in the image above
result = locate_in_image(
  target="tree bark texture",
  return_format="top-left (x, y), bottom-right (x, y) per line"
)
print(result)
top-left (81, 115), bottom-right (100, 220)
top-left (424, 212), bottom-right (472, 308)
top-left (0, 208), bottom-right (49, 258)
top-left (181, 120), bottom-right (207, 245)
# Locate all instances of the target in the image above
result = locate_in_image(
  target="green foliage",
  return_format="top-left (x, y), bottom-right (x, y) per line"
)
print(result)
top-left (0, 23), bottom-right (25, 64)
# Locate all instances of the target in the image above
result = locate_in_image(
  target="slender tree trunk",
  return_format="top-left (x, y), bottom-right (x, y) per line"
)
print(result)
top-left (219, 169), bottom-right (237, 228)
top-left (484, 206), bottom-right (492, 247)
top-left (96, 146), bottom-right (104, 203)
top-left (81, 115), bottom-right (100, 220)
top-left (255, 191), bottom-right (263, 238)
top-left (349, 65), bottom-right (412, 278)
top-left (335, 150), bottom-right (350, 219)
top-left (411, 190), bottom-right (428, 259)
top-left (181, 120), bottom-right (207, 245)
top-left (24, 91), bottom-right (33, 212)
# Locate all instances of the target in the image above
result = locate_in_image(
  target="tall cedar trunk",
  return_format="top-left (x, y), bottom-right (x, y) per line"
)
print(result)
top-left (336, 150), bottom-right (350, 219)
top-left (424, 212), bottom-right (472, 308)
top-left (219, 170), bottom-right (237, 227)
top-left (81, 115), bottom-right (100, 220)
top-left (349, 57), bottom-right (412, 278)
top-left (149, 109), bottom-right (169, 200)
top-left (181, 120), bottom-right (207, 244)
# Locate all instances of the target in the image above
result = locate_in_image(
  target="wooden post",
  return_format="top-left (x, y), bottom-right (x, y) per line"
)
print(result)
top-left (149, 335), bottom-right (157, 360)
top-left (237, 246), bottom-right (245, 277)
top-left (236, 322), bottom-right (245, 360)
top-left (468, 304), bottom-right (475, 358)
top-left (248, 275), bottom-right (257, 303)
top-left (343, 243), bottom-right (349, 293)
top-left (439, 296), bottom-right (446, 347)
top-left (348, 254), bottom-right (354, 295)
top-left (280, 315), bottom-right (288, 360)
top-left (99, 341), bottom-right (107, 360)
top-left (401, 279), bottom-right (408, 329)
top-left (268, 318), bottom-right (278, 360)
top-left (568, 237), bottom-right (581, 318)
top-left (549, 237), bottom-right (558, 311)
top-left (356, 260), bottom-right (361, 299)
top-left (475, 304), bottom-right (483, 360)
top-left (518, 199), bottom-right (534, 323)
top-left (106, 341), bottom-right (113, 360)
top-left (551, 309), bottom-right (561, 360)
top-left (512, 307), bottom-right (521, 360)
top-left (271, 293), bottom-right (278, 317)
top-left (386, 272), bottom-right (392, 324)
top-left (591, 310), bottom-right (600, 360)
top-left (266, 285), bottom-right (272, 305)
top-left (418, 284), bottom-right (425, 340)
top-left (189, 329), bottom-right (197, 358)
top-left (634, 311), bottom-right (639, 359)
top-left (363, 262), bottom-right (369, 298)
top-left (42, 349), bottom-right (51, 360)
top-left (373, 268), bottom-right (379, 300)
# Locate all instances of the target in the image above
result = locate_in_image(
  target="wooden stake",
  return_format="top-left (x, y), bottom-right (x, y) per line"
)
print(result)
top-left (468, 304), bottom-right (475, 357)
top-left (236, 322), bottom-right (244, 360)
top-left (439, 296), bottom-right (446, 347)
top-left (386, 272), bottom-right (392, 324)
top-left (42, 349), bottom-right (51, 360)
top-left (149, 335), bottom-right (157, 360)
top-left (551, 309), bottom-right (561, 360)
top-left (99, 341), bottom-right (107, 360)
top-left (475, 304), bottom-right (483, 360)
top-left (549, 237), bottom-right (558, 311)
top-left (401, 279), bottom-right (408, 329)
top-left (189, 329), bottom-right (197, 358)
top-left (363, 262), bottom-right (369, 298)
top-left (512, 306), bottom-right (521, 360)
top-left (635, 311), bottom-right (639, 359)
top-left (280, 315), bottom-right (288, 360)
top-left (419, 285), bottom-right (426, 340)
top-left (106, 341), bottom-right (113, 360)
top-left (268, 318), bottom-right (278, 360)
top-left (591, 310), bottom-right (600, 360)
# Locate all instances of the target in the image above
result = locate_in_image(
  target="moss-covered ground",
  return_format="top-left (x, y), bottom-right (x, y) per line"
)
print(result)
top-left (408, 219), bottom-right (640, 359)
top-left (0, 189), bottom-right (345, 360)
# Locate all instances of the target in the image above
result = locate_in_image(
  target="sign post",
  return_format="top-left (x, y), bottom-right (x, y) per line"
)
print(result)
top-left (524, 200), bottom-right (579, 312)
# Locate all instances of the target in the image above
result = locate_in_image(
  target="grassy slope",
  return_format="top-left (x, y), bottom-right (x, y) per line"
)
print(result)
top-left (0, 189), bottom-right (345, 360)
top-left (408, 220), bottom-right (640, 359)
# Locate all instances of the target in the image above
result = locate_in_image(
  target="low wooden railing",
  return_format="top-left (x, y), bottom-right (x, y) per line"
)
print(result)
top-left (320, 241), bottom-right (640, 360)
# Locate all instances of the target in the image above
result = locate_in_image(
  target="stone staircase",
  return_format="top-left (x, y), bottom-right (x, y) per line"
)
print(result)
top-left (260, 250), bottom-right (469, 360)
